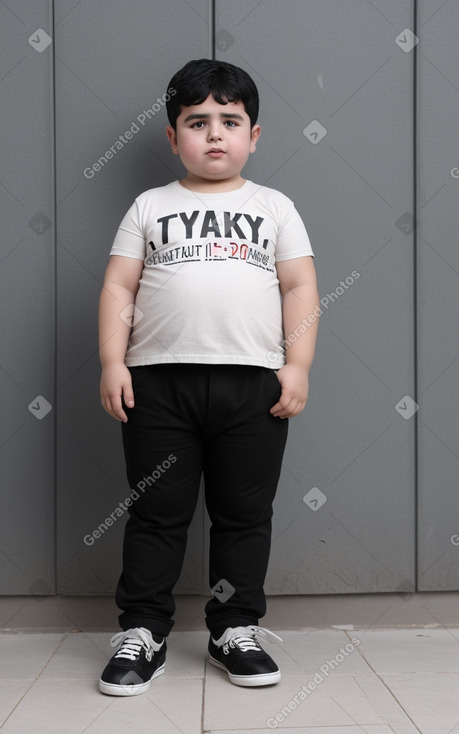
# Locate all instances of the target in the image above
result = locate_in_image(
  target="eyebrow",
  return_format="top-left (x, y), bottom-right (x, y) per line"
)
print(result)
top-left (183, 112), bottom-right (245, 123)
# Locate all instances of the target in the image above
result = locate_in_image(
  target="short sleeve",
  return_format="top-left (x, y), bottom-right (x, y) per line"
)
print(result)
top-left (109, 199), bottom-right (146, 260)
top-left (275, 201), bottom-right (314, 261)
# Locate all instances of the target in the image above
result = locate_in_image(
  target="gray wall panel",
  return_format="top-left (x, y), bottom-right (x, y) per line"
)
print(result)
top-left (0, 1), bottom-right (55, 594)
top-left (215, 0), bottom-right (416, 593)
top-left (417, 1), bottom-right (459, 590)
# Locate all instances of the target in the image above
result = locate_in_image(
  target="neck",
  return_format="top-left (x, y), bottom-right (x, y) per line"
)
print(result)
top-left (179, 175), bottom-right (246, 193)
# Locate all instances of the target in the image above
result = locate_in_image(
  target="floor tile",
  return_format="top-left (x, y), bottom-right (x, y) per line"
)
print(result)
top-left (0, 680), bottom-right (32, 727)
top-left (0, 634), bottom-right (63, 679)
top-left (382, 673), bottom-right (459, 734)
top-left (0, 677), bottom-right (202, 734)
top-left (355, 628), bottom-right (459, 673)
top-left (204, 669), bottom-right (386, 730)
top-left (39, 633), bottom-right (110, 679)
top-left (356, 674), bottom-right (424, 734)
top-left (0, 678), bottom-right (112, 734)
top-left (163, 630), bottom-right (207, 677)
top-left (274, 629), bottom-right (368, 676)
top-left (96, 677), bottom-right (203, 734)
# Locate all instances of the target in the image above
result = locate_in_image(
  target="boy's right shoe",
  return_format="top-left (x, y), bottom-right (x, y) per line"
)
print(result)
top-left (99, 627), bottom-right (166, 696)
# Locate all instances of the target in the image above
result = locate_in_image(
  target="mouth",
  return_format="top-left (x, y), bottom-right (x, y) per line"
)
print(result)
top-left (206, 149), bottom-right (225, 157)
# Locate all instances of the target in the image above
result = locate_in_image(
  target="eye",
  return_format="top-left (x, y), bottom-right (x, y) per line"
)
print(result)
top-left (191, 121), bottom-right (205, 129)
top-left (224, 120), bottom-right (237, 128)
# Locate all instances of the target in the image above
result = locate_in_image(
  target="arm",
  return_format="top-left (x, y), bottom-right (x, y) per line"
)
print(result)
top-left (270, 255), bottom-right (320, 418)
top-left (99, 255), bottom-right (144, 422)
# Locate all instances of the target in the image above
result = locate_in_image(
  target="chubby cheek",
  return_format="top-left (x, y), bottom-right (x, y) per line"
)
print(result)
top-left (177, 137), bottom-right (201, 161)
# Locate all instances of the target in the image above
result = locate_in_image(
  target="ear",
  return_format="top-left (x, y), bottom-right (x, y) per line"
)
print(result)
top-left (249, 124), bottom-right (261, 153)
top-left (166, 125), bottom-right (179, 155)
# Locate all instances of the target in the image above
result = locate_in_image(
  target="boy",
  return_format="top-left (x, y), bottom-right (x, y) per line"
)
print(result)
top-left (98, 59), bottom-right (319, 696)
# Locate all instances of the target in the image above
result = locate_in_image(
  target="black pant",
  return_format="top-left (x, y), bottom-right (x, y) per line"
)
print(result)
top-left (116, 363), bottom-right (288, 638)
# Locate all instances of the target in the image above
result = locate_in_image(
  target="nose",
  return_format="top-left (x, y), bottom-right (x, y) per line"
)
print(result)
top-left (207, 123), bottom-right (223, 142)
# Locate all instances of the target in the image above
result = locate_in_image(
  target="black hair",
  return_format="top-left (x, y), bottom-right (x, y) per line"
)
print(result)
top-left (166, 59), bottom-right (259, 130)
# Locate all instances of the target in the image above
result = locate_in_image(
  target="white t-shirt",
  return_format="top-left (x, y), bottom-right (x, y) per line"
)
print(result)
top-left (109, 180), bottom-right (314, 368)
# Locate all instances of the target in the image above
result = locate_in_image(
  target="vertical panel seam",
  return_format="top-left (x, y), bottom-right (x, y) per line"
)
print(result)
top-left (51, 0), bottom-right (58, 594)
top-left (211, 0), bottom-right (215, 59)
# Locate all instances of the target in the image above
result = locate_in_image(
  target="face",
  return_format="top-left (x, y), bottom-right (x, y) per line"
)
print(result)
top-left (166, 94), bottom-right (260, 189)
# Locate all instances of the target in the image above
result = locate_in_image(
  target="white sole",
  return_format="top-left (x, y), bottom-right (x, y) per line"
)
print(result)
top-left (208, 655), bottom-right (280, 686)
top-left (99, 663), bottom-right (165, 696)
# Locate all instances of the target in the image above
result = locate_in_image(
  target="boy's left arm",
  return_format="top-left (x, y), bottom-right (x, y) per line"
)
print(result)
top-left (271, 256), bottom-right (320, 418)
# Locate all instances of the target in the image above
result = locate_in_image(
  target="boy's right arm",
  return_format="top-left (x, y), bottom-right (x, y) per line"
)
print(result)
top-left (98, 255), bottom-right (144, 422)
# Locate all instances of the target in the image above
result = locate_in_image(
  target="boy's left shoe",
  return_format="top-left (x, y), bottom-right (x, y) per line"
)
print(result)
top-left (208, 625), bottom-right (282, 686)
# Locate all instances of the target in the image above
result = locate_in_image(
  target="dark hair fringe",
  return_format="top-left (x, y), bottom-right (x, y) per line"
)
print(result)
top-left (166, 59), bottom-right (259, 129)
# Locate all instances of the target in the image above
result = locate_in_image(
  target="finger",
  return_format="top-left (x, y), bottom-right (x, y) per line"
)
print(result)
top-left (270, 395), bottom-right (292, 417)
top-left (279, 400), bottom-right (306, 419)
top-left (122, 379), bottom-right (135, 409)
top-left (269, 399), bottom-right (282, 415)
top-left (272, 397), bottom-right (302, 419)
top-left (108, 393), bottom-right (128, 423)
top-left (270, 384), bottom-right (294, 410)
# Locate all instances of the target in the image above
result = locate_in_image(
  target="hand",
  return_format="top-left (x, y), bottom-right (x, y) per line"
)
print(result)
top-left (100, 363), bottom-right (135, 422)
top-left (269, 363), bottom-right (309, 419)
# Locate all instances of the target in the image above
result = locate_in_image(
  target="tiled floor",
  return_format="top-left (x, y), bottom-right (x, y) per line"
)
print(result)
top-left (1, 595), bottom-right (459, 733)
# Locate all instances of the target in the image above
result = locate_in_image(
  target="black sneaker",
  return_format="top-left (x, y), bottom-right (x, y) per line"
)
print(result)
top-left (99, 627), bottom-right (166, 696)
top-left (208, 625), bottom-right (282, 686)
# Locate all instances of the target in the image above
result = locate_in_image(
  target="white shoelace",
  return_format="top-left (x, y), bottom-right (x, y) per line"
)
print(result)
top-left (110, 627), bottom-right (162, 661)
top-left (213, 625), bottom-right (283, 651)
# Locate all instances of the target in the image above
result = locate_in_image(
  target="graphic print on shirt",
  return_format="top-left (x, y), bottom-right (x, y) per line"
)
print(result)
top-left (144, 209), bottom-right (273, 271)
